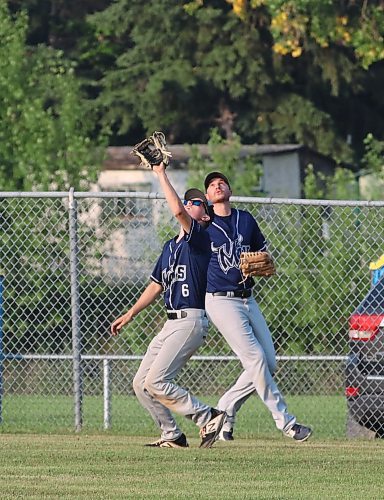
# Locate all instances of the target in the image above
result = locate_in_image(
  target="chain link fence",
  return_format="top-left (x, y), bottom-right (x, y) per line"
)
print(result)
top-left (1, 191), bottom-right (383, 437)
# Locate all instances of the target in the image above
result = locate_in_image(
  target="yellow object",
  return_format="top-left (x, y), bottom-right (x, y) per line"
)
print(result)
top-left (369, 254), bottom-right (384, 270)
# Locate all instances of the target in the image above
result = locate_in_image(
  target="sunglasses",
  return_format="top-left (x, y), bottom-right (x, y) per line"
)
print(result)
top-left (183, 199), bottom-right (204, 207)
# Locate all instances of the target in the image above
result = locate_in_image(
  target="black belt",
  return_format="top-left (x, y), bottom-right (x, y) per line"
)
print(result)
top-left (212, 289), bottom-right (252, 298)
top-left (167, 311), bottom-right (188, 320)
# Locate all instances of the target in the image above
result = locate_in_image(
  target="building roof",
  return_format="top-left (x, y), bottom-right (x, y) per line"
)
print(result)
top-left (103, 144), bottom-right (312, 171)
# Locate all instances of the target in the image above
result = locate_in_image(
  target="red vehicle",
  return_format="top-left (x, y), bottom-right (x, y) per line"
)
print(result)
top-left (346, 274), bottom-right (384, 437)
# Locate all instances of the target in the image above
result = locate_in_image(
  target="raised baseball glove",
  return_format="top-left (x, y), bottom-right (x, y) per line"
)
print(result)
top-left (131, 131), bottom-right (172, 169)
top-left (240, 251), bottom-right (276, 279)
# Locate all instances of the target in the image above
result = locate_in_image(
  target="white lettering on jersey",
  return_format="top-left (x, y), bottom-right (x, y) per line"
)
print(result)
top-left (175, 265), bottom-right (186, 281)
top-left (161, 264), bottom-right (187, 290)
top-left (211, 234), bottom-right (250, 274)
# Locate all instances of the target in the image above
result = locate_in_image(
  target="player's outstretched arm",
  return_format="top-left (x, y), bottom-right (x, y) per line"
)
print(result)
top-left (110, 281), bottom-right (163, 336)
top-left (153, 162), bottom-right (192, 233)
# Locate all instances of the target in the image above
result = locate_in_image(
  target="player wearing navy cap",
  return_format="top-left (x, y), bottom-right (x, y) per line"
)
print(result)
top-left (204, 171), bottom-right (312, 442)
top-left (111, 163), bottom-right (226, 448)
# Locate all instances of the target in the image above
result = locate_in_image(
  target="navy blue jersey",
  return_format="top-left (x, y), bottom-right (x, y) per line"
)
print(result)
top-left (206, 208), bottom-right (266, 292)
top-left (151, 219), bottom-right (211, 310)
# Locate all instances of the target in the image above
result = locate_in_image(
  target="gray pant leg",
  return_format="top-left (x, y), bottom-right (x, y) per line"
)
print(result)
top-left (217, 372), bottom-right (255, 432)
top-left (248, 298), bottom-right (277, 375)
top-left (218, 299), bottom-right (279, 432)
top-left (206, 294), bottom-right (295, 432)
top-left (133, 316), bottom-right (211, 441)
top-left (133, 344), bottom-right (180, 440)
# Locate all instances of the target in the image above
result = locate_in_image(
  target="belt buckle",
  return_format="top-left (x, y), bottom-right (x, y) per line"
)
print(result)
top-left (167, 310), bottom-right (188, 319)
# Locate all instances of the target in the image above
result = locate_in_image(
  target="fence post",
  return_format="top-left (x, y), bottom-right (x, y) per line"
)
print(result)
top-left (68, 188), bottom-right (83, 432)
top-left (103, 359), bottom-right (111, 429)
top-left (0, 275), bottom-right (3, 424)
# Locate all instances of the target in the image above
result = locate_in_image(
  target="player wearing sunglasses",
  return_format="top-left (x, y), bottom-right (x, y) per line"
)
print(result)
top-left (111, 162), bottom-right (225, 449)
top-left (183, 199), bottom-right (204, 207)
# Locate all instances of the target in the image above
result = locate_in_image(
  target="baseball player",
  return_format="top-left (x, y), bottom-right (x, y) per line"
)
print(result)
top-left (111, 163), bottom-right (226, 448)
top-left (204, 171), bottom-right (312, 442)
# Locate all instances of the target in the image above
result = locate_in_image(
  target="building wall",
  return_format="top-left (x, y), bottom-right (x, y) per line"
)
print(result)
top-left (359, 172), bottom-right (384, 200)
top-left (94, 168), bottom-right (189, 279)
top-left (262, 152), bottom-right (301, 198)
top-left (97, 168), bottom-right (188, 197)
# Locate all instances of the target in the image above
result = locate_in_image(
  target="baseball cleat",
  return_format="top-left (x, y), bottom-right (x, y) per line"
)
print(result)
top-left (199, 409), bottom-right (227, 448)
top-left (218, 427), bottom-right (234, 441)
top-left (145, 433), bottom-right (189, 448)
top-left (284, 423), bottom-right (312, 442)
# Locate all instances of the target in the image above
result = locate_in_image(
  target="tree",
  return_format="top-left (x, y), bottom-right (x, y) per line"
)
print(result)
top-left (87, 0), bottom-right (206, 144)
top-left (261, 164), bottom-right (380, 355)
top-left (216, 0), bottom-right (384, 160)
top-left (232, 0), bottom-right (384, 70)
top-left (0, 3), bottom-right (107, 356)
top-left (0, 3), bottom-right (105, 191)
top-left (7, 0), bottom-right (384, 170)
top-left (361, 133), bottom-right (384, 199)
top-left (88, 0), bottom-right (367, 163)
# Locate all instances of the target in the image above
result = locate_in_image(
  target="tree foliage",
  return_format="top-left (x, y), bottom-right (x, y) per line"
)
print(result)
top-left (0, 3), bottom-right (105, 190)
top-left (83, 0), bottom-right (384, 167)
top-left (256, 164), bottom-right (381, 354)
top-left (363, 133), bottom-right (384, 176)
top-left (3, 0), bottom-right (384, 184)
top-left (223, 0), bottom-right (384, 69)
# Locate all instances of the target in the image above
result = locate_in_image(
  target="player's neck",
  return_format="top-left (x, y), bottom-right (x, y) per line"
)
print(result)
top-left (213, 201), bottom-right (231, 217)
top-left (176, 227), bottom-right (184, 243)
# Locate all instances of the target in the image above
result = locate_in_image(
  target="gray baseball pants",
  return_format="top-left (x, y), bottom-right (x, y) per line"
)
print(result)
top-left (205, 293), bottom-right (296, 433)
top-left (133, 309), bottom-right (212, 441)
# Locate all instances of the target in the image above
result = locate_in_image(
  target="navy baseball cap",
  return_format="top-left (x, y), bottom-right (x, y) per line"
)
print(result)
top-left (184, 188), bottom-right (209, 213)
top-left (204, 171), bottom-right (231, 190)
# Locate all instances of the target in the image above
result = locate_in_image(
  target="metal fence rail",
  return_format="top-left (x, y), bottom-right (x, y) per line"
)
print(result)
top-left (1, 191), bottom-right (383, 437)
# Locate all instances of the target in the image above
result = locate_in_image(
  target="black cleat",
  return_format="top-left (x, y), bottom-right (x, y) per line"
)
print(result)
top-left (218, 428), bottom-right (234, 441)
top-left (199, 409), bottom-right (227, 448)
top-left (145, 433), bottom-right (189, 448)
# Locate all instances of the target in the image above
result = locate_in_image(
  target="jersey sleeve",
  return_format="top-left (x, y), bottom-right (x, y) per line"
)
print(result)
top-left (184, 218), bottom-right (211, 252)
top-left (150, 251), bottom-right (164, 285)
top-left (250, 214), bottom-right (267, 251)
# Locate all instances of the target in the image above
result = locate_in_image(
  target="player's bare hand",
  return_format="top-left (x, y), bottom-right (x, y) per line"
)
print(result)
top-left (110, 312), bottom-right (133, 336)
top-left (152, 162), bottom-right (166, 175)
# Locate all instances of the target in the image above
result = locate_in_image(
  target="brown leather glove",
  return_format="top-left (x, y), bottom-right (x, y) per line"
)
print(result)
top-left (240, 251), bottom-right (276, 278)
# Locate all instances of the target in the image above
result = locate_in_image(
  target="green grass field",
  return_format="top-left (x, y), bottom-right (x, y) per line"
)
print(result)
top-left (0, 394), bottom-right (346, 439)
top-left (1, 395), bottom-right (384, 497)
top-left (0, 434), bottom-right (384, 499)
